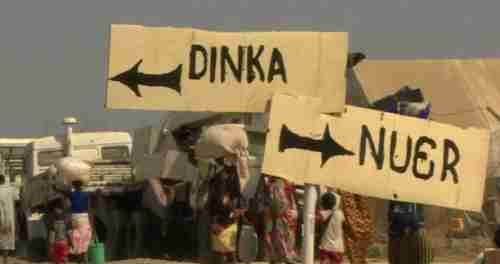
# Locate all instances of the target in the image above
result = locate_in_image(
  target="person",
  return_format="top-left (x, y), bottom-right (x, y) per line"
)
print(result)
top-left (263, 176), bottom-right (299, 264)
top-left (208, 158), bottom-right (247, 264)
top-left (387, 101), bottom-right (433, 264)
top-left (316, 191), bottom-right (345, 264)
top-left (387, 201), bottom-right (429, 264)
top-left (473, 228), bottom-right (500, 264)
top-left (0, 174), bottom-right (17, 264)
top-left (48, 204), bottom-right (71, 264)
top-left (68, 180), bottom-right (92, 264)
top-left (338, 190), bottom-right (374, 264)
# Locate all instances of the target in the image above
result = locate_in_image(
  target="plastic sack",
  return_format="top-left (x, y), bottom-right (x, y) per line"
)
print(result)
top-left (55, 157), bottom-right (92, 183)
top-left (211, 223), bottom-right (238, 253)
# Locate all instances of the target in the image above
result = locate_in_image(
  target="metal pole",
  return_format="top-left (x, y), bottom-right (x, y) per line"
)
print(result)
top-left (62, 117), bottom-right (79, 157)
top-left (302, 184), bottom-right (318, 264)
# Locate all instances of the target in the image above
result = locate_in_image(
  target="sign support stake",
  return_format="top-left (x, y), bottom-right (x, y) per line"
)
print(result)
top-left (302, 184), bottom-right (318, 264)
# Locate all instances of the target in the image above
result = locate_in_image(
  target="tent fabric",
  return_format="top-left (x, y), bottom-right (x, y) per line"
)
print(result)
top-left (346, 67), bottom-right (371, 108)
top-left (355, 59), bottom-right (500, 130)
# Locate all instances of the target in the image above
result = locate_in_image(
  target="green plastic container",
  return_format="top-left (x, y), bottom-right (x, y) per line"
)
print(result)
top-left (88, 239), bottom-right (105, 264)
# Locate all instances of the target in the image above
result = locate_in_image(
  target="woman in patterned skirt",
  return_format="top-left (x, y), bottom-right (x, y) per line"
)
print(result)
top-left (338, 190), bottom-right (375, 264)
top-left (263, 176), bottom-right (299, 264)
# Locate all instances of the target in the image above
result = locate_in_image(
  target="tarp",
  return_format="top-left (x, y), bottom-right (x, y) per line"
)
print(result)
top-left (356, 59), bottom-right (500, 130)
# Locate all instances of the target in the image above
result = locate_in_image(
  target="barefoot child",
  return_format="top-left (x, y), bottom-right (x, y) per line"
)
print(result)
top-left (317, 191), bottom-right (345, 264)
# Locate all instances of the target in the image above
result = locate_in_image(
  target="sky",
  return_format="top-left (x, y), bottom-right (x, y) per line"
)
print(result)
top-left (1, 0), bottom-right (500, 137)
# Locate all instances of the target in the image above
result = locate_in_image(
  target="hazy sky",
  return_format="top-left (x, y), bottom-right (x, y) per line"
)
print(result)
top-left (1, 0), bottom-right (500, 137)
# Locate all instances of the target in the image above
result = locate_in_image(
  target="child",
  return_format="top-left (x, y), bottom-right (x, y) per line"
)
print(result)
top-left (49, 207), bottom-right (70, 264)
top-left (316, 191), bottom-right (345, 264)
top-left (473, 228), bottom-right (500, 264)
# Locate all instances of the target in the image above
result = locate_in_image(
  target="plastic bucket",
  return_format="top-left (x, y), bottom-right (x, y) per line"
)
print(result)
top-left (88, 241), bottom-right (105, 264)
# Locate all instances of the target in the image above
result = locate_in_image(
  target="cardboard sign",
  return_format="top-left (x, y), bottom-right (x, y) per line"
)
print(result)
top-left (106, 24), bottom-right (348, 113)
top-left (262, 94), bottom-right (490, 211)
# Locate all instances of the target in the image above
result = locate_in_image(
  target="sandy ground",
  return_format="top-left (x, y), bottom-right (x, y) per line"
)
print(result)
top-left (2, 259), bottom-right (477, 264)
top-left (8, 233), bottom-right (487, 264)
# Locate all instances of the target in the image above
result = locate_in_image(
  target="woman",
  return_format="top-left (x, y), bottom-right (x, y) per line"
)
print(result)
top-left (338, 190), bottom-right (374, 264)
top-left (208, 158), bottom-right (247, 264)
top-left (263, 176), bottom-right (299, 264)
top-left (68, 181), bottom-right (92, 264)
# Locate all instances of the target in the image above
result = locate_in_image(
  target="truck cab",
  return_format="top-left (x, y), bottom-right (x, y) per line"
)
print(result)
top-left (0, 138), bottom-right (35, 197)
top-left (24, 131), bottom-right (133, 189)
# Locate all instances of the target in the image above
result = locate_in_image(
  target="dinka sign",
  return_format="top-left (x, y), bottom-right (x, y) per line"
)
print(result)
top-left (262, 94), bottom-right (490, 211)
top-left (105, 24), bottom-right (348, 113)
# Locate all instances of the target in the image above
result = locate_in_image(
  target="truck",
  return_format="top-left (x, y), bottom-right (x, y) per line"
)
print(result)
top-left (23, 131), bottom-right (133, 189)
top-left (20, 118), bottom-right (135, 260)
top-left (0, 138), bottom-right (35, 195)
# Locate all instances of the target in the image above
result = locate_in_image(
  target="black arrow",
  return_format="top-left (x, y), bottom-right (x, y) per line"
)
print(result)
top-left (279, 124), bottom-right (354, 167)
top-left (109, 59), bottom-right (182, 97)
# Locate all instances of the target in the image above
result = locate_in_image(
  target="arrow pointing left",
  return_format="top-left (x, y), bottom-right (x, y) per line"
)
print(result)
top-left (279, 124), bottom-right (355, 167)
top-left (109, 59), bottom-right (183, 97)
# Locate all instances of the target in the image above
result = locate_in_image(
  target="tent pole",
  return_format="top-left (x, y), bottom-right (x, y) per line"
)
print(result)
top-left (302, 184), bottom-right (318, 264)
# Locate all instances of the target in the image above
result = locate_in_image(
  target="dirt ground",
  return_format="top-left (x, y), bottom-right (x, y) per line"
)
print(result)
top-left (0, 258), bottom-right (477, 264)
top-left (6, 232), bottom-right (489, 264)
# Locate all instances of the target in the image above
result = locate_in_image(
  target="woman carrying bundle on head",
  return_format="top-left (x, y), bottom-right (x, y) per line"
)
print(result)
top-left (192, 123), bottom-right (250, 264)
top-left (55, 157), bottom-right (92, 264)
top-left (69, 180), bottom-right (92, 264)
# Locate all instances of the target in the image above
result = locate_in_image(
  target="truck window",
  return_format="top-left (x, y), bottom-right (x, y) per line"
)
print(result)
top-left (38, 150), bottom-right (64, 166)
top-left (0, 147), bottom-right (25, 159)
top-left (101, 146), bottom-right (130, 161)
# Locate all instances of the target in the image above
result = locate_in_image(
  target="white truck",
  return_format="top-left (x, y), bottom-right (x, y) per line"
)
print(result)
top-left (0, 138), bottom-right (35, 195)
top-left (20, 118), bottom-right (135, 260)
top-left (24, 131), bottom-right (133, 189)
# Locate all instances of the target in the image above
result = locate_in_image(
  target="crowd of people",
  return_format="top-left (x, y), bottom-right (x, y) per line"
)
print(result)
top-left (197, 158), bottom-right (436, 264)
top-left (0, 173), bottom-right (93, 264)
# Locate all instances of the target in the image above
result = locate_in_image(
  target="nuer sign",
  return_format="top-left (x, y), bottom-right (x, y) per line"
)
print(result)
top-left (106, 25), bottom-right (348, 113)
top-left (262, 94), bottom-right (490, 211)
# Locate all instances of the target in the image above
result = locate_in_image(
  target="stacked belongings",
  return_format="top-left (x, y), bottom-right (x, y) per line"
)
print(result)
top-left (373, 86), bottom-right (433, 264)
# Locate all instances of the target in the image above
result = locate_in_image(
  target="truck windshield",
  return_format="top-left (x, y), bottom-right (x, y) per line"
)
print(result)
top-left (38, 150), bottom-right (64, 166)
top-left (101, 146), bottom-right (130, 161)
top-left (0, 147), bottom-right (25, 159)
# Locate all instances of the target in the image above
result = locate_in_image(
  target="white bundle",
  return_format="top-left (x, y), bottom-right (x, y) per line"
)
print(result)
top-left (397, 101), bottom-right (431, 117)
top-left (54, 157), bottom-right (92, 183)
top-left (194, 124), bottom-right (249, 160)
